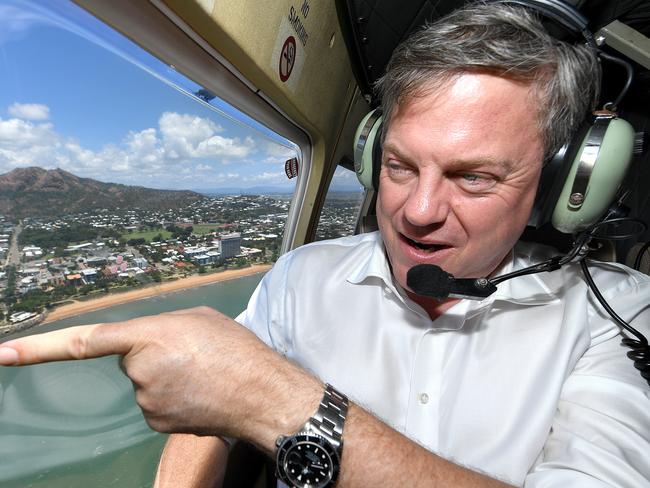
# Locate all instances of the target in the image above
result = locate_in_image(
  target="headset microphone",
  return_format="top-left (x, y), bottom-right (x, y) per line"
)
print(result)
top-left (407, 264), bottom-right (497, 300)
top-left (406, 240), bottom-right (650, 386)
top-left (407, 255), bottom-right (565, 301)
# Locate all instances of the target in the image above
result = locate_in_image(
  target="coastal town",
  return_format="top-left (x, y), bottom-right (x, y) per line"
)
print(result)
top-left (0, 192), bottom-right (363, 333)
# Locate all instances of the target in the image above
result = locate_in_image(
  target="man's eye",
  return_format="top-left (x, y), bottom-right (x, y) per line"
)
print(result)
top-left (457, 173), bottom-right (497, 191)
top-left (384, 161), bottom-right (414, 178)
top-left (462, 173), bottom-right (482, 183)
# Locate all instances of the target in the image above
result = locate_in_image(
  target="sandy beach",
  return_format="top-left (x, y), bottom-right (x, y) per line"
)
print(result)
top-left (42, 264), bottom-right (271, 324)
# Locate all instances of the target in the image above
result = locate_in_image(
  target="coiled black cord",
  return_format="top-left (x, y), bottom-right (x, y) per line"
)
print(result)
top-left (486, 211), bottom-right (650, 384)
top-left (634, 241), bottom-right (650, 271)
top-left (495, 214), bottom-right (650, 385)
top-left (575, 215), bottom-right (650, 386)
top-left (580, 259), bottom-right (650, 386)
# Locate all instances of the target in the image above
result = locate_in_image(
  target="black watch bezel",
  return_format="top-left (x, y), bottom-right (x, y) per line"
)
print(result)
top-left (276, 432), bottom-right (341, 488)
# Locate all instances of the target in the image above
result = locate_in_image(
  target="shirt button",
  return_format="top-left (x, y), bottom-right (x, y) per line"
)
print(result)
top-left (419, 393), bottom-right (429, 405)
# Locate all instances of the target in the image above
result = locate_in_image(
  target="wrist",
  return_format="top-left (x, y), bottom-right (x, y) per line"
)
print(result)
top-left (275, 384), bottom-right (349, 488)
top-left (238, 349), bottom-right (323, 454)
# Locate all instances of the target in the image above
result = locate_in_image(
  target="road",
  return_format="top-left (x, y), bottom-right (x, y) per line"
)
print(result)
top-left (5, 221), bottom-right (22, 269)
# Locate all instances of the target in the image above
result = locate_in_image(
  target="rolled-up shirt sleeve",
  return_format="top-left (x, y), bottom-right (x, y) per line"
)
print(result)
top-left (236, 253), bottom-right (292, 354)
top-left (236, 269), bottom-right (273, 346)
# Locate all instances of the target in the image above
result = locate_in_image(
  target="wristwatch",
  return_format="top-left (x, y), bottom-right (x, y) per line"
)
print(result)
top-left (275, 384), bottom-right (349, 488)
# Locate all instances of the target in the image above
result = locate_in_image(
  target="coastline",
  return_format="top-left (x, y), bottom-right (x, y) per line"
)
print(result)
top-left (41, 264), bottom-right (271, 324)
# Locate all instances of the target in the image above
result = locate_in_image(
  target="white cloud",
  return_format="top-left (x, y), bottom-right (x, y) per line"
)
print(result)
top-left (262, 141), bottom-right (298, 164)
top-left (0, 109), bottom-right (295, 189)
top-left (8, 102), bottom-right (50, 120)
top-left (330, 166), bottom-right (363, 190)
top-left (243, 171), bottom-right (288, 185)
top-left (158, 112), bottom-right (253, 159)
top-left (332, 168), bottom-right (359, 182)
top-left (217, 172), bottom-right (240, 180)
top-left (0, 118), bottom-right (56, 147)
top-left (0, 118), bottom-right (60, 169)
top-left (160, 111), bottom-right (222, 139)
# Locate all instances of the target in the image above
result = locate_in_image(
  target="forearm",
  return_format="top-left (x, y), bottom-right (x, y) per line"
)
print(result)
top-left (338, 404), bottom-right (513, 487)
top-left (248, 359), bottom-right (512, 488)
top-left (0, 308), bottom-right (512, 487)
top-left (154, 434), bottom-right (228, 488)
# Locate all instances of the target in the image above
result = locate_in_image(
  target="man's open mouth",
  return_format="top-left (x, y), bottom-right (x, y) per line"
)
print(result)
top-left (404, 235), bottom-right (449, 252)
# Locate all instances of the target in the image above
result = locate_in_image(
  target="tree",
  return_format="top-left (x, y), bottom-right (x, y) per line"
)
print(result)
top-left (4, 266), bottom-right (16, 304)
top-left (80, 284), bottom-right (95, 295)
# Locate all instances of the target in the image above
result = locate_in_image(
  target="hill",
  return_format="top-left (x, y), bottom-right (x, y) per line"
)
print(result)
top-left (0, 167), bottom-right (205, 218)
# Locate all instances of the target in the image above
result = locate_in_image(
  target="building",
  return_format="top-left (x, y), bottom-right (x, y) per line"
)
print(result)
top-left (220, 232), bottom-right (241, 259)
top-left (65, 273), bottom-right (83, 287)
top-left (80, 268), bottom-right (98, 284)
top-left (9, 312), bottom-right (38, 324)
top-left (87, 256), bottom-right (107, 267)
top-left (193, 254), bottom-right (211, 266)
top-left (183, 246), bottom-right (208, 260)
top-left (23, 246), bottom-right (43, 260)
top-left (65, 243), bottom-right (94, 254)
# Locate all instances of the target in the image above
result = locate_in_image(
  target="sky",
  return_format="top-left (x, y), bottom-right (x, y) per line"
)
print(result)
top-left (0, 0), bottom-right (362, 193)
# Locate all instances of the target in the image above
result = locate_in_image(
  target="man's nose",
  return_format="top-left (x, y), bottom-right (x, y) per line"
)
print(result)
top-left (403, 174), bottom-right (449, 227)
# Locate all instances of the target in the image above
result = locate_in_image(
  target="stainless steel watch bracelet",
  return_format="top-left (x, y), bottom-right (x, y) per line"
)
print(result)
top-left (309, 383), bottom-right (349, 448)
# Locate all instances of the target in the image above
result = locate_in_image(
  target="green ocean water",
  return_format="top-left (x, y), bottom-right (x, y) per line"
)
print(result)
top-left (0, 273), bottom-right (265, 488)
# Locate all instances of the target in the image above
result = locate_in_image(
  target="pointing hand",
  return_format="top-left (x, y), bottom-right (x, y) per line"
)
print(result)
top-left (0, 306), bottom-right (320, 450)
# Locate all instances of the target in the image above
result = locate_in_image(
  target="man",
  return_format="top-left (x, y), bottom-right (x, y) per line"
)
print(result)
top-left (1, 2), bottom-right (649, 487)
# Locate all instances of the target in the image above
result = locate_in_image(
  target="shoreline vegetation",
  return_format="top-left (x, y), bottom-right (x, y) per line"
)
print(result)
top-left (41, 264), bottom-right (270, 324)
top-left (26, 264), bottom-right (270, 326)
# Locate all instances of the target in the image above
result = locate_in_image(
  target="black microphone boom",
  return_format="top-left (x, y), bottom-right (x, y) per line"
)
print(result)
top-left (407, 264), bottom-right (497, 300)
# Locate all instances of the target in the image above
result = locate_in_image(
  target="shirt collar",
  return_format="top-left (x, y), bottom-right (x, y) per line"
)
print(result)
top-left (346, 232), bottom-right (394, 286)
top-left (490, 242), bottom-right (562, 306)
top-left (346, 233), bottom-right (560, 307)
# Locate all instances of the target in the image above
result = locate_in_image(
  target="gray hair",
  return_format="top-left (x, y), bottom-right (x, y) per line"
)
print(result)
top-left (375, 1), bottom-right (601, 161)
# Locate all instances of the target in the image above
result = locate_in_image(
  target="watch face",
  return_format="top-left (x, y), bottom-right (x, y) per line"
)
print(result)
top-left (277, 433), bottom-right (340, 488)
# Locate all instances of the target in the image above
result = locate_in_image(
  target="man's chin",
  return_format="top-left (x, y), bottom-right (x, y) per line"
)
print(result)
top-left (393, 265), bottom-right (416, 292)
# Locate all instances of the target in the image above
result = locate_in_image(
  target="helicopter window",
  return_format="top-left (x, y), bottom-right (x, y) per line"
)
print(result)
top-left (0, 0), bottom-right (301, 486)
top-left (314, 166), bottom-right (365, 241)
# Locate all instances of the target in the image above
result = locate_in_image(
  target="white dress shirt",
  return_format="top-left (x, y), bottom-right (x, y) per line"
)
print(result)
top-left (237, 231), bottom-right (650, 487)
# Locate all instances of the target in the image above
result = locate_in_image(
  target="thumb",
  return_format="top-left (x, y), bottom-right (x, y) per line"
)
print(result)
top-left (0, 323), bottom-right (133, 366)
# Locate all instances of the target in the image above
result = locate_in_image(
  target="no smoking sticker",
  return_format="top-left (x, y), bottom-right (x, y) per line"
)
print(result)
top-left (279, 36), bottom-right (296, 82)
top-left (272, 15), bottom-right (307, 91)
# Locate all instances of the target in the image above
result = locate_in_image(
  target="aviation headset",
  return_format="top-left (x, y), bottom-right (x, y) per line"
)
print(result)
top-left (353, 0), bottom-right (636, 234)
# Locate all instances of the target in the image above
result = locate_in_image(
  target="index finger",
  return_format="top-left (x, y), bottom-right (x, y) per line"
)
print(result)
top-left (0, 323), bottom-right (132, 366)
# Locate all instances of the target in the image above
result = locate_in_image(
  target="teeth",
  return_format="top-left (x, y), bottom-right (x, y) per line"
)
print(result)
top-left (407, 237), bottom-right (441, 251)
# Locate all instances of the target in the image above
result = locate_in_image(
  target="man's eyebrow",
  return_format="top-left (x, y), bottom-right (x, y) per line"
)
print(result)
top-left (382, 143), bottom-right (515, 172)
top-left (381, 143), bottom-right (410, 161)
top-left (446, 158), bottom-right (515, 172)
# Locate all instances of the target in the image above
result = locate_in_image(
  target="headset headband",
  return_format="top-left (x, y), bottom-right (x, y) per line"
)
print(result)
top-left (497, 0), bottom-right (596, 47)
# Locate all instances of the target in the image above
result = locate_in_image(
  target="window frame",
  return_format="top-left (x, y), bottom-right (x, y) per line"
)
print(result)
top-left (74, 0), bottom-right (312, 254)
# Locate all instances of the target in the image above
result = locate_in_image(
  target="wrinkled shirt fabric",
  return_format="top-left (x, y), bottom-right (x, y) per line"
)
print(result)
top-left (237, 231), bottom-right (650, 487)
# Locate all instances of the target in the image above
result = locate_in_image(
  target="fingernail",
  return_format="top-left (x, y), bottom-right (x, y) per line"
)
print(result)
top-left (0, 347), bottom-right (19, 365)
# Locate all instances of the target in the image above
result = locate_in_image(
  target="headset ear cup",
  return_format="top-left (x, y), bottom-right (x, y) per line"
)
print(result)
top-left (354, 109), bottom-right (383, 190)
top-left (529, 123), bottom-right (591, 228)
top-left (551, 116), bottom-right (635, 233)
top-left (371, 123), bottom-right (383, 190)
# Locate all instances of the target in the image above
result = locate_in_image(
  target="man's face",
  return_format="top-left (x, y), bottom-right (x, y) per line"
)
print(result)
top-left (377, 72), bottom-right (544, 293)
